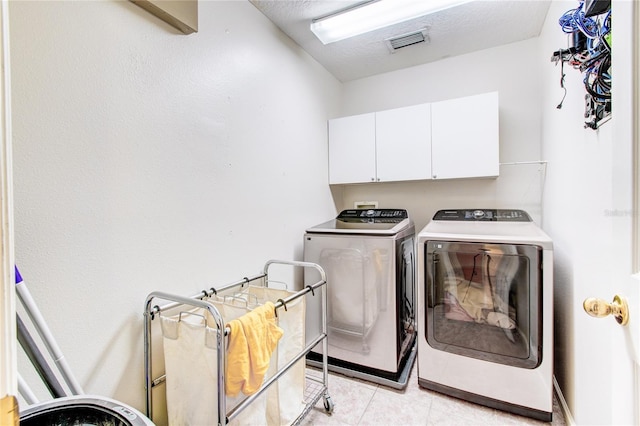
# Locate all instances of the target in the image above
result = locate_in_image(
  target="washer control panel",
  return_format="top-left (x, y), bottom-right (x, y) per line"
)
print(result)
top-left (433, 209), bottom-right (531, 222)
top-left (337, 209), bottom-right (408, 222)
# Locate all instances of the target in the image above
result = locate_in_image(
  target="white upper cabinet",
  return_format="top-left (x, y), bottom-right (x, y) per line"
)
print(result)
top-left (431, 91), bottom-right (499, 180)
top-left (328, 112), bottom-right (376, 184)
top-left (328, 91), bottom-right (499, 184)
top-left (376, 103), bottom-right (432, 182)
top-left (328, 104), bottom-right (431, 184)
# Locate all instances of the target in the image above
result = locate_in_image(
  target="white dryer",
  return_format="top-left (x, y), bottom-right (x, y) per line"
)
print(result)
top-left (416, 209), bottom-right (553, 421)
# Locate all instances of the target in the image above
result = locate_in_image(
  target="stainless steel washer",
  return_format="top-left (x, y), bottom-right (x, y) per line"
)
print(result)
top-left (303, 209), bottom-right (416, 389)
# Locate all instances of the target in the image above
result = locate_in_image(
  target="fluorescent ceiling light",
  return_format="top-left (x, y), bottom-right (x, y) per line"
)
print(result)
top-left (310, 0), bottom-right (472, 45)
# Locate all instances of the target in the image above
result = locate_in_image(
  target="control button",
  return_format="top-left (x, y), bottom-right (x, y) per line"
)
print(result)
top-left (473, 210), bottom-right (485, 219)
top-left (365, 209), bottom-right (375, 217)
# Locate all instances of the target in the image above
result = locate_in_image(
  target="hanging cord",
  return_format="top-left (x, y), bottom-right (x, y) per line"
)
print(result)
top-left (559, 2), bottom-right (599, 38)
top-left (557, 58), bottom-right (568, 109)
top-left (583, 52), bottom-right (611, 101)
top-left (555, 1), bottom-right (611, 129)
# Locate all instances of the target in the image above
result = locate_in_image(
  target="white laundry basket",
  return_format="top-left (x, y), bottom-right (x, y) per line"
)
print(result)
top-left (243, 285), bottom-right (306, 425)
top-left (144, 260), bottom-right (334, 426)
top-left (160, 288), bottom-right (306, 426)
top-left (160, 302), bottom-right (267, 426)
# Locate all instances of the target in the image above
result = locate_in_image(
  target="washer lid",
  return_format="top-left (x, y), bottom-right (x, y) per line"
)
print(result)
top-left (306, 209), bottom-right (411, 235)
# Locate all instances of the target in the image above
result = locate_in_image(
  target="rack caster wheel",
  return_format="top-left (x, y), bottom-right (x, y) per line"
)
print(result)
top-left (323, 395), bottom-right (334, 414)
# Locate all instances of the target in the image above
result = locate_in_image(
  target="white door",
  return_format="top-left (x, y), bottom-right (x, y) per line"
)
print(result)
top-left (585, 1), bottom-right (640, 424)
top-left (612, 1), bottom-right (640, 422)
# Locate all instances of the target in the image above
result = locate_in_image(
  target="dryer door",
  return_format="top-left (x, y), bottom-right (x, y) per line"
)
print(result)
top-left (425, 241), bottom-right (542, 369)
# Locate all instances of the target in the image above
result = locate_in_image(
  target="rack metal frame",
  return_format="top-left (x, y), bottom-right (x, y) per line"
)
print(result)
top-left (143, 259), bottom-right (333, 425)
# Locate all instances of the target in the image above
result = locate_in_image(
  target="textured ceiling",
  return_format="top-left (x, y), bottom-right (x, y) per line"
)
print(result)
top-left (250, 0), bottom-right (552, 82)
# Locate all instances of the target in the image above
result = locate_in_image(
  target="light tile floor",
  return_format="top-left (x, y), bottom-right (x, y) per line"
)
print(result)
top-left (301, 365), bottom-right (566, 426)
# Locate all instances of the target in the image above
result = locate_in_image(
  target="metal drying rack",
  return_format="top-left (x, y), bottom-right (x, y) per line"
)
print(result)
top-left (143, 259), bottom-right (334, 425)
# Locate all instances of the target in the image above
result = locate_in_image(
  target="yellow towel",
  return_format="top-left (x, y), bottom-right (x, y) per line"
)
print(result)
top-left (225, 301), bottom-right (284, 397)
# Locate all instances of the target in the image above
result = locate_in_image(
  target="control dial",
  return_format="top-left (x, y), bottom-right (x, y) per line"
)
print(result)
top-left (473, 209), bottom-right (486, 219)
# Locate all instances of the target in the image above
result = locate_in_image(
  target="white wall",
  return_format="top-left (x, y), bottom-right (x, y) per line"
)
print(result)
top-left (9, 0), bottom-right (634, 424)
top-left (337, 37), bottom-right (546, 233)
top-left (337, 2), bottom-right (629, 422)
top-left (8, 0), bottom-right (341, 420)
top-left (539, 1), bottom-right (627, 424)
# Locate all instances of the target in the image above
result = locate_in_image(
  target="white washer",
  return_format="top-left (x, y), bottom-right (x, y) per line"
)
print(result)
top-left (416, 209), bottom-right (553, 421)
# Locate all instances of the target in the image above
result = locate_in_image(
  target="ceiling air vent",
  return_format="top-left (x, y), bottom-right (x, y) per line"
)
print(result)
top-left (385, 29), bottom-right (430, 53)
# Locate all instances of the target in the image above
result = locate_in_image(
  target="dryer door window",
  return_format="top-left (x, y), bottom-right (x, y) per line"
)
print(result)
top-left (425, 241), bottom-right (542, 369)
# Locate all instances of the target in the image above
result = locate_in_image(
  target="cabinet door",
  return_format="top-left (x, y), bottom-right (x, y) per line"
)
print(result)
top-left (328, 113), bottom-right (376, 184)
top-left (431, 92), bottom-right (499, 179)
top-left (376, 103), bottom-right (432, 182)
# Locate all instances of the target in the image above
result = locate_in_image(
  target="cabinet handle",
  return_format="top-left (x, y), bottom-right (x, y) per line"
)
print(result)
top-left (433, 174), bottom-right (437, 179)
top-left (371, 177), bottom-right (375, 181)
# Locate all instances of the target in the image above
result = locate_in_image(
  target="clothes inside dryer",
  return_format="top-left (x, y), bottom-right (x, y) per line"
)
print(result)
top-left (439, 245), bottom-right (520, 328)
top-left (427, 241), bottom-right (541, 368)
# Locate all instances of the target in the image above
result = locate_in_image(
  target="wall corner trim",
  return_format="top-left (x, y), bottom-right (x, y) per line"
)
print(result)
top-left (130, 0), bottom-right (198, 35)
top-left (553, 376), bottom-right (576, 426)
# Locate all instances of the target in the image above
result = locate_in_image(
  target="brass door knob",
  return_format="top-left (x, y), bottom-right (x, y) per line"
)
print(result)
top-left (583, 295), bottom-right (629, 326)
